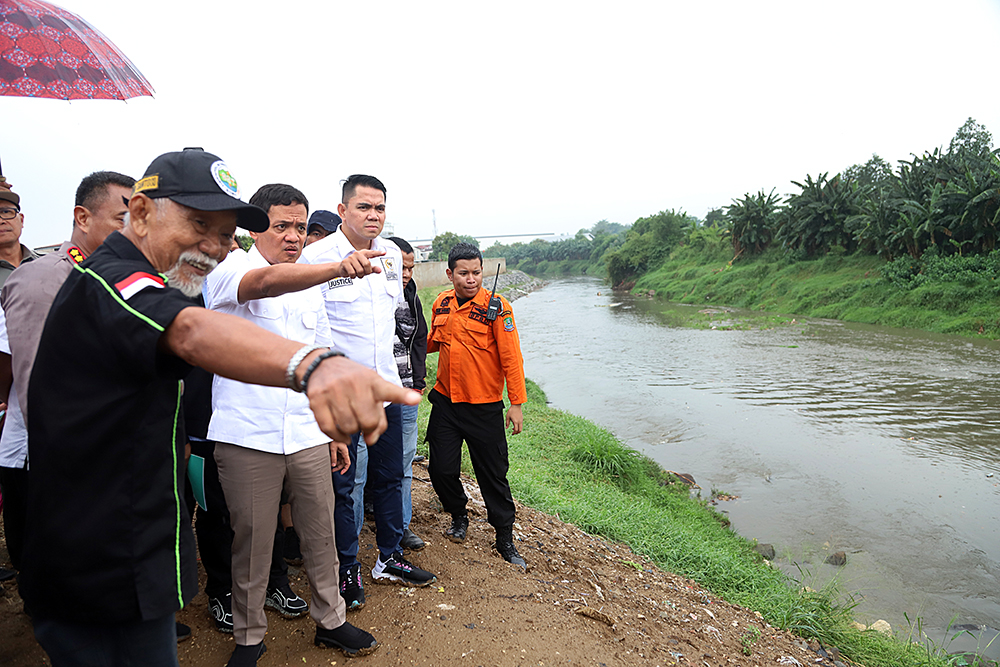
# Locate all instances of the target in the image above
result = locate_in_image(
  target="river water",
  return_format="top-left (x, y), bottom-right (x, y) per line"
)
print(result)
top-left (513, 276), bottom-right (1000, 656)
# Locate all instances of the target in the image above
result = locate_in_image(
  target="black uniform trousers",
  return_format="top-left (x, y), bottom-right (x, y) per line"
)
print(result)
top-left (0, 463), bottom-right (28, 572)
top-left (185, 440), bottom-right (287, 599)
top-left (426, 389), bottom-right (515, 530)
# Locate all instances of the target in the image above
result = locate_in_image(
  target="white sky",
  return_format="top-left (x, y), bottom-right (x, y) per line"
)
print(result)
top-left (7, 0), bottom-right (1000, 248)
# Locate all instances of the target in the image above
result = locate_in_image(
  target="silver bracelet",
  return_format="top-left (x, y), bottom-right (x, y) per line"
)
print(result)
top-left (285, 345), bottom-right (327, 392)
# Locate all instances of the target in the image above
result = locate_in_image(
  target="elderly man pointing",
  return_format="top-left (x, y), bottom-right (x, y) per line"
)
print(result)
top-left (20, 149), bottom-right (417, 667)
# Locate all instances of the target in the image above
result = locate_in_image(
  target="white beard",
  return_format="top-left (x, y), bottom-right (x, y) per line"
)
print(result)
top-left (165, 250), bottom-right (218, 298)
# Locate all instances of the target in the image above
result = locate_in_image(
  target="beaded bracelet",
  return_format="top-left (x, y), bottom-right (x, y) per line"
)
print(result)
top-left (300, 349), bottom-right (347, 394)
top-left (285, 345), bottom-right (327, 392)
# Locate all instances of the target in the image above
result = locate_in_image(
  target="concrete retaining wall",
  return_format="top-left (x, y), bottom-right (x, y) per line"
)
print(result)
top-left (412, 257), bottom-right (506, 287)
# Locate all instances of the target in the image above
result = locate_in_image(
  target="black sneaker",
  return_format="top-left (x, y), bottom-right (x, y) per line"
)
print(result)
top-left (225, 642), bottom-right (266, 667)
top-left (401, 528), bottom-right (426, 551)
top-left (412, 454), bottom-right (426, 462)
top-left (445, 514), bottom-right (469, 543)
top-left (265, 583), bottom-right (309, 618)
top-left (494, 537), bottom-right (527, 571)
top-left (208, 592), bottom-right (234, 633)
top-left (283, 527), bottom-right (303, 566)
top-left (315, 622), bottom-right (378, 657)
top-left (339, 563), bottom-right (365, 611)
top-left (372, 553), bottom-right (437, 587)
top-left (176, 622), bottom-right (191, 643)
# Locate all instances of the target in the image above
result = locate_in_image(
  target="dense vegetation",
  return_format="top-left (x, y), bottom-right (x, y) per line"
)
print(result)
top-left (472, 119), bottom-right (1000, 340)
top-left (482, 220), bottom-right (628, 276)
top-left (428, 231), bottom-right (480, 260)
top-left (434, 118), bottom-right (990, 304)
top-left (616, 118), bottom-right (999, 288)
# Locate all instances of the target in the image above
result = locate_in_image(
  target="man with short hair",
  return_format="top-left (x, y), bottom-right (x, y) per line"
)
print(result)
top-left (426, 242), bottom-right (528, 570)
top-left (184, 240), bottom-right (309, 638)
top-left (20, 149), bottom-right (417, 667)
top-left (302, 175), bottom-right (436, 612)
top-left (205, 183), bottom-right (380, 664)
top-left (386, 236), bottom-right (428, 551)
top-left (306, 209), bottom-right (341, 245)
top-left (0, 171), bottom-right (134, 589)
top-left (0, 185), bottom-right (38, 288)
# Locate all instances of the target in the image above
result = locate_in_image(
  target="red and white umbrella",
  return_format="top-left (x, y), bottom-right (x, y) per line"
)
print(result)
top-left (0, 0), bottom-right (153, 178)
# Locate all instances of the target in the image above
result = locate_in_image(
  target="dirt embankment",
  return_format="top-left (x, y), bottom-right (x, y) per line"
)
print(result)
top-left (2, 462), bottom-right (839, 667)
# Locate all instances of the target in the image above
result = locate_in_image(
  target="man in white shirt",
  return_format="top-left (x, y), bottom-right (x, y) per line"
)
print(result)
top-left (301, 175), bottom-right (436, 612)
top-left (204, 183), bottom-right (380, 665)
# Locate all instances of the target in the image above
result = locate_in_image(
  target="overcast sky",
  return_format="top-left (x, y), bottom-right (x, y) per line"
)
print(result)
top-left (6, 0), bottom-right (1000, 248)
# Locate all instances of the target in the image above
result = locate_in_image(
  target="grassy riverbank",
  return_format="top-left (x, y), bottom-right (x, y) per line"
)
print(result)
top-left (414, 284), bottom-right (955, 667)
top-left (633, 242), bottom-right (1000, 339)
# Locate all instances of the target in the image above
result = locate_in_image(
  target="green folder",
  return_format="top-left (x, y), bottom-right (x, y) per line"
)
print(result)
top-left (187, 454), bottom-right (207, 511)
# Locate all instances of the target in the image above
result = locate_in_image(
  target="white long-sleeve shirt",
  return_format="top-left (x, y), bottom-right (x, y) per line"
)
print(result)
top-left (300, 229), bottom-right (404, 388)
top-left (204, 246), bottom-right (331, 455)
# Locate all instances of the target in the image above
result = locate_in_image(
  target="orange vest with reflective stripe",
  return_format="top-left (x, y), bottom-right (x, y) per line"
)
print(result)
top-left (427, 287), bottom-right (526, 405)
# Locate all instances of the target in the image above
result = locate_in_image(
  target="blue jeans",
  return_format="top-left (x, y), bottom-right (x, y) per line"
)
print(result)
top-left (33, 613), bottom-right (179, 667)
top-left (333, 404), bottom-right (404, 568)
top-left (400, 402), bottom-right (419, 529)
top-left (354, 403), bottom-right (419, 529)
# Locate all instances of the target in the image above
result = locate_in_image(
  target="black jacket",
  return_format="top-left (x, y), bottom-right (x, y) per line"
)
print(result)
top-left (398, 278), bottom-right (428, 390)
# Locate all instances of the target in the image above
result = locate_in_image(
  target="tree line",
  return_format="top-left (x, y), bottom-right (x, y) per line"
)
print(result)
top-left (427, 118), bottom-right (999, 288)
top-left (606, 118), bottom-right (999, 286)
top-left (426, 221), bottom-right (630, 276)
top-left (726, 118), bottom-right (998, 263)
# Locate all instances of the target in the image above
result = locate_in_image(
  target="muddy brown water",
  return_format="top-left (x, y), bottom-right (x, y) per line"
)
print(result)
top-left (514, 276), bottom-right (1000, 659)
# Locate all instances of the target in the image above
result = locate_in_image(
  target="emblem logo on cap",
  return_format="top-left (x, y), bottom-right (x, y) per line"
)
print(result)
top-left (210, 160), bottom-right (240, 199)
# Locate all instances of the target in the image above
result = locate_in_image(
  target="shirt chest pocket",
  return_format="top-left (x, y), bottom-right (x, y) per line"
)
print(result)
top-left (292, 310), bottom-right (319, 344)
top-left (248, 298), bottom-right (281, 321)
top-left (430, 313), bottom-right (449, 344)
top-left (463, 319), bottom-right (492, 351)
top-left (324, 280), bottom-right (361, 321)
top-left (383, 276), bottom-right (400, 301)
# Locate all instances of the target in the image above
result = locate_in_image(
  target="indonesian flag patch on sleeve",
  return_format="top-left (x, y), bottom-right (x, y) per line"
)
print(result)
top-left (115, 272), bottom-right (165, 300)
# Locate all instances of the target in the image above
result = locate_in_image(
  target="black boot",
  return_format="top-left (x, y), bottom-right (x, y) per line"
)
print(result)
top-left (444, 513), bottom-right (468, 543)
top-left (401, 528), bottom-right (426, 551)
top-left (494, 526), bottom-right (526, 571)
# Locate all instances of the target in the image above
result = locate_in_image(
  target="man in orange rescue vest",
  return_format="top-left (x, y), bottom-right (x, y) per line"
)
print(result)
top-left (425, 242), bottom-right (527, 570)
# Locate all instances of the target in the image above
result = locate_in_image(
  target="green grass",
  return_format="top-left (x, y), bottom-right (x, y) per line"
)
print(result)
top-left (631, 243), bottom-right (1000, 339)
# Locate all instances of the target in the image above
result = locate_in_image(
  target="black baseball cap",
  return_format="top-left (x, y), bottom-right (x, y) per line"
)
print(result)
top-left (308, 209), bottom-right (341, 234)
top-left (132, 148), bottom-right (269, 232)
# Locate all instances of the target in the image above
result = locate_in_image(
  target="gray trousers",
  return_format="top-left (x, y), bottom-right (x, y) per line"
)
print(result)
top-left (215, 443), bottom-right (346, 645)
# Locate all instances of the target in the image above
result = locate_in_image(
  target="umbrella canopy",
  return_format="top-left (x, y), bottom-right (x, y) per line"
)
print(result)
top-left (0, 0), bottom-right (153, 100)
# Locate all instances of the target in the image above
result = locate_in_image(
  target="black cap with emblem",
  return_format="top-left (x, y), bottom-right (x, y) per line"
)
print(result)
top-left (132, 148), bottom-right (269, 232)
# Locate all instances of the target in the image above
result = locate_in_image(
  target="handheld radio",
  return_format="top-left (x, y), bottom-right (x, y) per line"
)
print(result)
top-left (485, 264), bottom-right (502, 321)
